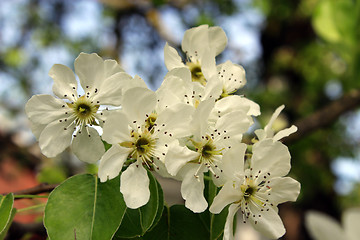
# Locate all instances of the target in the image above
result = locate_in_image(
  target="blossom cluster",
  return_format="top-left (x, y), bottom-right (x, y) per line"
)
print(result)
top-left (25, 25), bottom-right (300, 239)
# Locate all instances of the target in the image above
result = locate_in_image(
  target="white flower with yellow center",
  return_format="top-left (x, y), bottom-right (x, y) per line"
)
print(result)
top-left (217, 60), bottom-right (247, 98)
top-left (209, 139), bottom-right (300, 240)
top-left (164, 25), bottom-right (227, 86)
top-left (255, 105), bottom-right (297, 141)
top-left (25, 53), bottom-right (131, 163)
top-left (98, 86), bottom-right (193, 209)
top-left (165, 99), bottom-right (253, 213)
top-left (305, 208), bottom-right (360, 240)
top-left (156, 67), bottom-right (222, 109)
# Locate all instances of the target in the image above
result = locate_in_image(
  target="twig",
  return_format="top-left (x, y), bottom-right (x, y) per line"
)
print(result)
top-left (2, 183), bottom-right (58, 196)
top-left (282, 89), bottom-right (360, 144)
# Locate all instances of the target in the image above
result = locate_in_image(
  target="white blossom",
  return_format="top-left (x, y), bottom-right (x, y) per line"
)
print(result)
top-left (164, 25), bottom-right (226, 86)
top-left (165, 99), bottom-right (253, 212)
top-left (305, 208), bottom-right (360, 240)
top-left (255, 105), bottom-right (297, 141)
top-left (98, 86), bottom-right (193, 208)
top-left (25, 53), bottom-right (130, 163)
top-left (209, 139), bottom-right (300, 239)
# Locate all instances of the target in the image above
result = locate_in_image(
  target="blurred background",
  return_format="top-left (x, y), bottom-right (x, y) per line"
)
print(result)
top-left (0, 0), bottom-right (359, 239)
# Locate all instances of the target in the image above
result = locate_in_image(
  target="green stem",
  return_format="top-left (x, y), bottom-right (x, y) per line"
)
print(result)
top-left (203, 175), bottom-right (212, 181)
top-left (17, 203), bottom-right (46, 213)
top-left (14, 195), bottom-right (48, 199)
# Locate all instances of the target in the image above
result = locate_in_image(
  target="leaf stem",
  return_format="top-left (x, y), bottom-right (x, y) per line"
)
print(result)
top-left (17, 203), bottom-right (46, 213)
top-left (14, 195), bottom-right (48, 199)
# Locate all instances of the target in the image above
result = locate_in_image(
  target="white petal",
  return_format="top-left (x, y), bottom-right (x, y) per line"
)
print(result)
top-left (92, 72), bottom-right (132, 106)
top-left (223, 204), bottom-right (239, 240)
top-left (25, 95), bottom-right (68, 125)
top-left (38, 119), bottom-right (73, 158)
top-left (156, 68), bottom-right (189, 110)
top-left (191, 99), bottom-right (215, 139)
top-left (165, 142), bottom-right (199, 176)
top-left (104, 59), bottom-right (124, 78)
top-left (178, 163), bottom-right (208, 213)
top-left (29, 120), bottom-right (46, 140)
top-left (208, 26), bottom-right (227, 56)
top-left (120, 163), bottom-right (150, 209)
top-left (343, 208), bottom-right (360, 240)
top-left (155, 103), bottom-right (194, 138)
top-left (264, 105), bottom-right (285, 135)
top-left (102, 110), bottom-right (131, 144)
top-left (273, 125), bottom-right (298, 141)
top-left (214, 144), bottom-right (247, 186)
top-left (265, 177), bottom-right (300, 204)
top-left (305, 211), bottom-right (344, 240)
top-left (200, 50), bottom-right (217, 81)
top-left (164, 42), bottom-right (184, 70)
top-left (98, 144), bottom-right (131, 182)
top-left (49, 64), bottom-right (78, 101)
top-left (121, 87), bottom-right (156, 123)
top-left (217, 61), bottom-right (246, 93)
top-left (74, 52), bottom-right (105, 90)
top-left (182, 25), bottom-right (209, 62)
top-left (215, 110), bottom-right (253, 139)
top-left (202, 74), bottom-right (223, 101)
top-left (249, 205), bottom-right (285, 239)
top-left (251, 139), bottom-right (291, 177)
top-left (71, 127), bottom-right (105, 164)
top-left (254, 129), bottom-right (266, 141)
top-left (126, 75), bottom-right (148, 89)
top-left (210, 181), bottom-right (242, 214)
top-left (210, 95), bottom-right (260, 124)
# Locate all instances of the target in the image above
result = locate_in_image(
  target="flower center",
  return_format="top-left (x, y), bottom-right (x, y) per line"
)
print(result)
top-left (186, 61), bottom-right (206, 86)
top-left (145, 112), bottom-right (157, 131)
top-left (121, 129), bottom-right (157, 169)
top-left (189, 136), bottom-right (224, 178)
top-left (69, 96), bottom-right (99, 126)
top-left (135, 137), bottom-right (151, 154)
top-left (236, 174), bottom-right (273, 224)
top-left (201, 143), bottom-right (215, 159)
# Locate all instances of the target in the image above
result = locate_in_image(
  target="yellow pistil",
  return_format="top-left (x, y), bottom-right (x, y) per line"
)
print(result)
top-left (186, 61), bottom-right (207, 86)
top-left (120, 129), bottom-right (157, 169)
top-left (145, 112), bottom-right (158, 131)
top-left (68, 96), bottom-right (99, 126)
top-left (219, 88), bottom-right (237, 99)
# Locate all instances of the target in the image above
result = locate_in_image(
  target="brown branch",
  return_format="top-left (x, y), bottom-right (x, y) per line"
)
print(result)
top-left (282, 89), bottom-right (360, 144)
top-left (2, 183), bottom-right (58, 196)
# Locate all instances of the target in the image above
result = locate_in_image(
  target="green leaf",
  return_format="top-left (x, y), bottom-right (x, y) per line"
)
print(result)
top-left (44, 174), bottom-right (126, 240)
top-left (170, 205), bottom-right (210, 240)
top-left (0, 193), bottom-right (16, 240)
top-left (312, 0), bottom-right (356, 46)
top-left (114, 171), bottom-right (164, 238)
top-left (135, 203), bottom-right (228, 240)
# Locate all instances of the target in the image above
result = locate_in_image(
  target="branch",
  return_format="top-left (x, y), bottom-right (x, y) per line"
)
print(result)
top-left (282, 89), bottom-right (360, 144)
top-left (2, 183), bottom-right (58, 196)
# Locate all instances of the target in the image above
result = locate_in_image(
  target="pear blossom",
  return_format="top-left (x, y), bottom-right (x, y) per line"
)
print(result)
top-left (255, 105), bottom-right (297, 141)
top-left (305, 208), bottom-right (360, 240)
top-left (25, 53), bottom-right (131, 163)
top-left (164, 25), bottom-right (227, 85)
top-left (157, 67), bottom-right (222, 109)
top-left (165, 99), bottom-right (254, 212)
top-left (98, 86), bottom-right (193, 208)
top-left (217, 60), bottom-right (247, 98)
top-left (209, 138), bottom-right (301, 239)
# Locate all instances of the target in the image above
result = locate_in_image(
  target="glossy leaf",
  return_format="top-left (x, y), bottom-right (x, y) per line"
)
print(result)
top-left (114, 171), bottom-right (164, 238)
top-left (44, 174), bottom-right (126, 240)
top-left (0, 193), bottom-right (16, 240)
